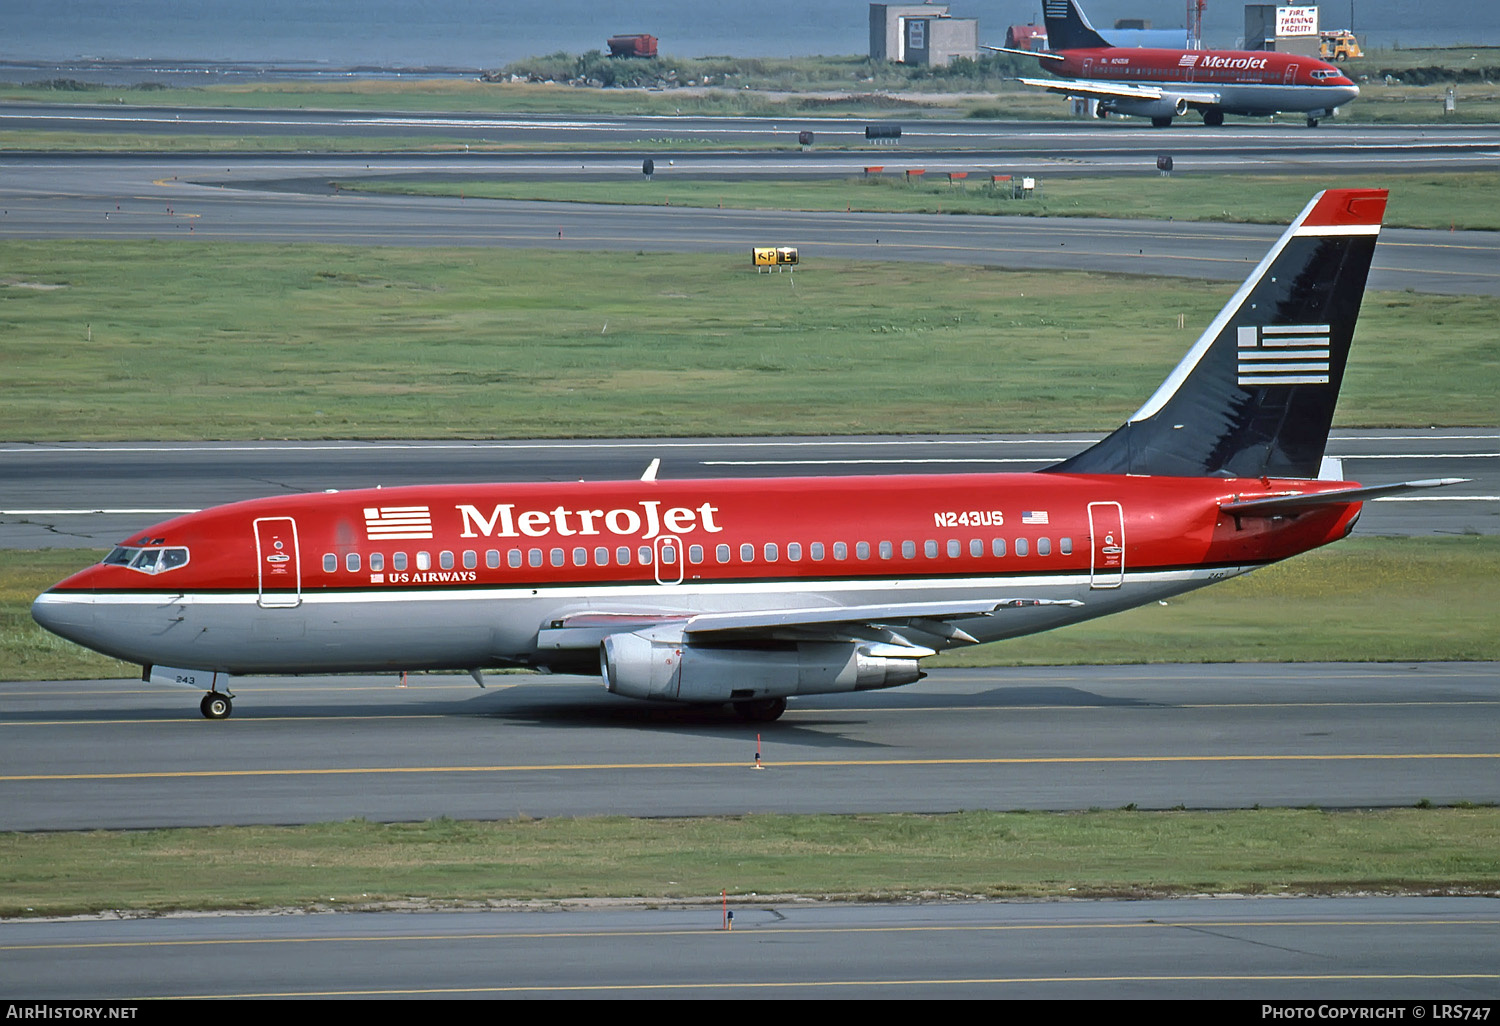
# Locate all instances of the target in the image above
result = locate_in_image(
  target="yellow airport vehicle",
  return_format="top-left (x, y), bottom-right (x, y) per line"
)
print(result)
top-left (1320, 30), bottom-right (1363, 61)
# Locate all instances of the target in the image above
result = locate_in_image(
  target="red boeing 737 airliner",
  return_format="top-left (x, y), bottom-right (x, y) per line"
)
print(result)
top-left (991, 0), bottom-right (1359, 127)
top-left (33, 188), bottom-right (1458, 721)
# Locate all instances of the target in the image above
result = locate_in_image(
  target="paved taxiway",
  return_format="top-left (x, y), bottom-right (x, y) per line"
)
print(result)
top-left (4, 664), bottom-right (1496, 831)
top-left (6, 897), bottom-right (1498, 999)
top-left (8, 104), bottom-right (1500, 171)
top-left (4, 113), bottom-right (1496, 292)
top-left (3, 430), bottom-right (1495, 548)
top-left (3, 151), bottom-right (1498, 295)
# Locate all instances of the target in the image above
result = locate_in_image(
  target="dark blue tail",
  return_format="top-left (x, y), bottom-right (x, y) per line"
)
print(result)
top-left (1046, 190), bottom-right (1388, 480)
top-left (1042, 0), bottom-right (1114, 50)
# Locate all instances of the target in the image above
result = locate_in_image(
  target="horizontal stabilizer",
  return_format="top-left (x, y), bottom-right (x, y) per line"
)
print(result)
top-left (1220, 478), bottom-right (1468, 517)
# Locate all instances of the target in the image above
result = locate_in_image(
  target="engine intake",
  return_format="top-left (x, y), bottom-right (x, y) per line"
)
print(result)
top-left (600, 632), bottom-right (922, 703)
top-left (1101, 96), bottom-right (1191, 119)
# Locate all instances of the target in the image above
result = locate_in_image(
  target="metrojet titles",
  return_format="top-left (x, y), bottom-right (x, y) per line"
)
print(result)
top-left (456, 500), bottom-right (723, 541)
top-left (1182, 54), bottom-right (1269, 70)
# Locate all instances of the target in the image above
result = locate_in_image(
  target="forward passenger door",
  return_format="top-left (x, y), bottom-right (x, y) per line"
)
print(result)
top-left (254, 517), bottom-right (302, 608)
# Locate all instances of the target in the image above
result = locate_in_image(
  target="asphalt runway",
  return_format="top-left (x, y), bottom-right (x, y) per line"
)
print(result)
top-left (3, 430), bottom-right (1494, 548)
top-left (3, 152), bottom-right (1499, 295)
top-left (8, 104), bottom-right (1500, 171)
top-left (3, 663), bottom-right (1497, 831)
top-left (5, 897), bottom-right (1498, 999)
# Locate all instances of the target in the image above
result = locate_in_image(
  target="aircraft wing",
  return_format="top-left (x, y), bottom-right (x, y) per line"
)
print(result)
top-left (1018, 76), bottom-right (1221, 106)
top-left (538, 598), bottom-right (1082, 652)
top-left (680, 598), bottom-right (1081, 647)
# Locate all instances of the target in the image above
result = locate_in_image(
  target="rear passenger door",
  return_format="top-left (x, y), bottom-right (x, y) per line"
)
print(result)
top-left (1087, 502), bottom-right (1124, 589)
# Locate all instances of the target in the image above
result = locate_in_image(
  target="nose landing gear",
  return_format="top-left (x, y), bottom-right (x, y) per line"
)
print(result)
top-left (200, 691), bottom-right (234, 719)
top-left (144, 666), bottom-right (237, 720)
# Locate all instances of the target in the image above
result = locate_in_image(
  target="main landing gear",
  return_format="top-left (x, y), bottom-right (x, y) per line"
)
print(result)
top-left (200, 691), bottom-right (234, 720)
top-left (733, 697), bottom-right (787, 722)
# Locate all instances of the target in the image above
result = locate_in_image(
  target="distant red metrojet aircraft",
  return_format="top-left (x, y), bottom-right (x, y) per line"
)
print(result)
top-left (34, 188), bottom-right (1457, 721)
top-left (991, 0), bottom-right (1359, 127)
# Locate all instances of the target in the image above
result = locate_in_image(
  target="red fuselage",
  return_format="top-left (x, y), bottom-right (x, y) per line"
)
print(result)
top-left (36, 471), bottom-right (1363, 675)
top-left (1057, 47), bottom-right (1353, 89)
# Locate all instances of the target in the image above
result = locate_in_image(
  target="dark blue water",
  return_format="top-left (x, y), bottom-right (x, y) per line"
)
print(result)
top-left (4, 1), bottom-right (1494, 75)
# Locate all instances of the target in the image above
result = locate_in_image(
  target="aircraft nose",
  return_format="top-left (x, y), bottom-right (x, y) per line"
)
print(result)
top-left (31, 590), bottom-right (95, 645)
top-left (32, 588), bottom-right (96, 636)
top-left (31, 562), bottom-right (107, 648)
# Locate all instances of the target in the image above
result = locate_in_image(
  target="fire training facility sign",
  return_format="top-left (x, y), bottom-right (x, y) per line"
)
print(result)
top-left (1276, 6), bottom-right (1319, 36)
top-left (752, 247), bottom-right (799, 267)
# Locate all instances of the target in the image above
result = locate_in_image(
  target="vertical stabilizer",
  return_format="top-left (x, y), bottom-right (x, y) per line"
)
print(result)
top-left (1042, 0), bottom-right (1115, 50)
top-left (1046, 189), bottom-right (1388, 480)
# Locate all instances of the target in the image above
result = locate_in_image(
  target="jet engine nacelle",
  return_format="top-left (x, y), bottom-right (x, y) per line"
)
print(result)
top-left (1100, 96), bottom-right (1190, 119)
top-left (600, 631), bottom-right (922, 704)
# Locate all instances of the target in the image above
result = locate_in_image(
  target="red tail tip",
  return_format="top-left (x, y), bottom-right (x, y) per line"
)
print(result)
top-left (1302, 188), bottom-right (1389, 228)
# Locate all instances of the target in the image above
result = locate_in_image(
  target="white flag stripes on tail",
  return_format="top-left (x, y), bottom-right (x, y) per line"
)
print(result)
top-left (1236, 324), bottom-right (1331, 386)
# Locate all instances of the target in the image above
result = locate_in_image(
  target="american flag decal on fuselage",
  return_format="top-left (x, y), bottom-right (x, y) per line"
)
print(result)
top-left (1236, 324), bottom-right (1331, 386)
top-left (364, 506), bottom-right (433, 540)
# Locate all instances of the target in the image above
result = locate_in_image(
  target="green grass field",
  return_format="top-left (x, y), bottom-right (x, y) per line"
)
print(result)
top-left (2, 808), bottom-right (1496, 917)
top-left (7, 538), bottom-right (1498, 682)
top-left (4, 50), bottom-right (1499, 126)
top-left (3, 243), bottom-right (1494, 441)
top-left (341, 170), bottom-right (1500, 230)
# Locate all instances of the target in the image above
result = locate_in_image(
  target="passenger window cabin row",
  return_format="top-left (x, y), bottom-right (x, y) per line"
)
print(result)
top-left (320, 536), bottom-right (1073, 574)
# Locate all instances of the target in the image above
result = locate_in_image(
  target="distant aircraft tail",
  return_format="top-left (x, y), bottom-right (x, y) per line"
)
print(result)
top-left (1042, 0), bottom-right (1114, 51)
top-left (1046, 189), bottom-right (1388, 480)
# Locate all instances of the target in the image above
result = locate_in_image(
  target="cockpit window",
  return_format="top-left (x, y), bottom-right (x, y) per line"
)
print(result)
top-left (104, 546), bottom-right (190, 574)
